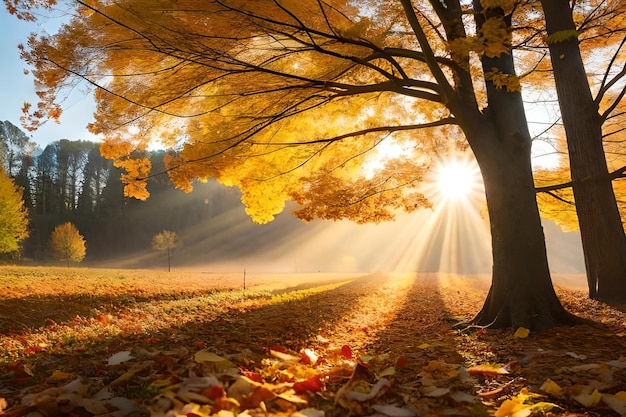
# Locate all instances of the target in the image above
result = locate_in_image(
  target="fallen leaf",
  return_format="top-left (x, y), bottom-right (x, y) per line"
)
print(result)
top-left (564, 364), bottom-right (600, 372)
top-left (539, 378), bottom-right (562, 396)
top-left (200, 385), bottom-right (225, 400)
top-left (495, 389), bottom-right (559, 417)
top-left (602, 392), bottom-right (626, 415)
top-left (378, 366), bottom-right (396, 377)
top-left (47, 370), bottom-right (73, 383)
top-left (292, 407), bottom-right (325, 417)
top-left (107, 351), bottom-right (134, 366)
top-left (494, 397), bottom-right (530, 417)
top-left (270, 349), bottom-right (300, 362)
top-left (566, 352), bottom-right (587, 360)
top-left (467, 363), bottom-right (510, 377)
top-left (421, 385), bottom-right (450, 397)
top-left (228, 376), bottom-right (260, 402)
top-left (341, 345), bottom-right (353, 359)
top-left (293, 375), bottom-right (323, 394)
top-left (570, 385), bottom-right (602, 407)
top-left (344, 378), bottom-right (391, 402)
top-left (513, 327), bottom-right (530, 339)
top-left (241, 386), bottom-right (275, 409)
top-left (194, 350), bottom-right (235, 371)
top-left (449, 391), bottom-right (479, 403)
top-left (396, 356), bottom-right (409, 368)
top-left (300, 348), bottom-right (319, 366)
top-left (478, 386), bottom-right (505, 398)
top-left (241, 371), bottom-right (264, 383)
top-left (371, 403), bottom-right (417, 417)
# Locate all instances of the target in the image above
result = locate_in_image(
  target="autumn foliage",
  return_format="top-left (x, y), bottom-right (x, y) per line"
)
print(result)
top-left (0, 170), bottom-right (29, 254)
top-left (50, 222), bottom-right (86, 265)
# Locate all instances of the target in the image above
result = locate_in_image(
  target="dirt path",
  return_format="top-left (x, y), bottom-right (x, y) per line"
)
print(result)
top-left (1, 270), bottom-right (625, 416)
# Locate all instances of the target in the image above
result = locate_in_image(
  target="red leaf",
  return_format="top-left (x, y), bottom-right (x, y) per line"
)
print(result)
top-left (300, 348), bottom-right (319, 365)
top-left (293, 375), bottom-right (323, 394)
top-left (241, 370), bottom-right (264, 383)
top-left (268, 344), bottom-right (289, 354)
top-left (396, 356), bottom-right (409, 368)
top-left (341, 345), bottom-right (353, 359)
top-left (201, 385), bottom-right (225, 400)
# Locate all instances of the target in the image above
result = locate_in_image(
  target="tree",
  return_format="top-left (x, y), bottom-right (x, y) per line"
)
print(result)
top-left (152, 230), bottom-right (177, 272)
top-left (10, 0), bottom-right (583, 330)
top-left (0, 169), bottom-right (30, 255)
top-left (0, 120), bottom-right (36, 178)
top-left (50, 222), bottom-right (86, 266)
top-left (537, 0), bottom-right (626, 302)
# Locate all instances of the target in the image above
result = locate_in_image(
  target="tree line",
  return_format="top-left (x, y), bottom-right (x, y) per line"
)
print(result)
top-left (0, 120), bottom-right (243, 263)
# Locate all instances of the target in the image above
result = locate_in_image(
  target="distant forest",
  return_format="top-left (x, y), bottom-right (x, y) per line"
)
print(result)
top-left (0, 120), bottom-right (305, 269)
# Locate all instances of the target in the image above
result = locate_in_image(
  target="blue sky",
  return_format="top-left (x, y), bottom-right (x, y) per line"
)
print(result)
top-left (0, 7), bottom-right (98, 148)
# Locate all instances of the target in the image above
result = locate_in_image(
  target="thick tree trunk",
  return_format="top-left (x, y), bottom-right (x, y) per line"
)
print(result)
top-left (468, 129), bottom-right (580, 330)
top-left (453, 2), bottom-right (580, 330)
top-left (541, 0), bottom-right (626, 302)
top-left (459, 107), bottom-right (580, 329)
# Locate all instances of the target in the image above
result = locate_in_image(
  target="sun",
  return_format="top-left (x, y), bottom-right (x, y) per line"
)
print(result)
top-left (433, 155), bottom-right (482, 202)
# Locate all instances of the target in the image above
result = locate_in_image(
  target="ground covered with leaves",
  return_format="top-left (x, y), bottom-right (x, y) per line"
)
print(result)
top-left (1, 266), bottom-right (625, 417)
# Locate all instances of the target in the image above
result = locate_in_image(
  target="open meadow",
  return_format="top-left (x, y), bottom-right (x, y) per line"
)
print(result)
top-left (1, 266), bottom-right (625, 416)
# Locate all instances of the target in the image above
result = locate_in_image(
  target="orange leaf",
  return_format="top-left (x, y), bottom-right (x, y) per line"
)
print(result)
top-left (467, 364), bottom-right (510, 377)
top-left (241, 386), bottom-right (275, 409)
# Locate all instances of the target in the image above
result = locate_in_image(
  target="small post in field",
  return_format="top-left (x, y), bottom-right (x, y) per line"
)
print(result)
top-left (243, 268), bottom-right (246, 290)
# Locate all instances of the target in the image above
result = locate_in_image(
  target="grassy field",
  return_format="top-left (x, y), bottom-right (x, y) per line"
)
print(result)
top-left (0, 266), bottom-right (360, 361)
top-left (2, 266), bottom-right (626, 417)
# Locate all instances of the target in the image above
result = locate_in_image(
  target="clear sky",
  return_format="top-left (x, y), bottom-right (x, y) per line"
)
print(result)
top-left (0, 7), bottom-right (98, 148)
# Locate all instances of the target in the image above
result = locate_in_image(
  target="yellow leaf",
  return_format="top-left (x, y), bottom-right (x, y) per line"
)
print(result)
top-left (513, 327), bottom-right (530, 338)
top-left (47, 370), bottom-right (74, 382)
top-left (494, 398), bottom-right (531, 417)
top-left (571, 386), bottom-right (602, 407)
top-left (602, 392), bottom-right (626, 415)
top-left (539, 378), bottom-right (562, 396)
top-left (417, 343), bottom-right (430, 349)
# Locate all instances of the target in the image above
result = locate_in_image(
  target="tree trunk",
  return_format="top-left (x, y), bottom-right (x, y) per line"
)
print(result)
top-left (468, 126), bottom-right (580, 329)
top-left (541, 0), bottom-right (626, 302)
top-left (454, 2), bottom-right (580, 330)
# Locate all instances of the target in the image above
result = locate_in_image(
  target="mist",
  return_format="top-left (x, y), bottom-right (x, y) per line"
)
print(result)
top-left (99, 192), bottom-right (585, 284)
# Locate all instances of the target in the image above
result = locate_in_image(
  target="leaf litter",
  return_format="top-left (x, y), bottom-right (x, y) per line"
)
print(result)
top-left (0, 270), bottom-right (625, 416)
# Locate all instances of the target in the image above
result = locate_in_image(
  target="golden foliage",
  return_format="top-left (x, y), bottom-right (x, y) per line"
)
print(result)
top-left (546, 30), bottom-right (579, 45)
top-left (13, 0), bottom-right (624, 227)
top-left (0, 171), bottom-right (29, 253)
top-left (50, 222), bottom-right (86, 264)
top-left (485, 68), bottom-right (521, 92)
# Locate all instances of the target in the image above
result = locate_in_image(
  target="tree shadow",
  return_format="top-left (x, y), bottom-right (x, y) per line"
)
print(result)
top-left (1, 273), bottom-right (393, 362)
top-left (362, 273), bottom-right (470, 371)
top-left (0, 274), bottom-right (365, 336)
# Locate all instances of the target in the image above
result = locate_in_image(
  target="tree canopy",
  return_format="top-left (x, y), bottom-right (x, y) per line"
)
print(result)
top-left (50, 222), bottom-right (86, 266)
